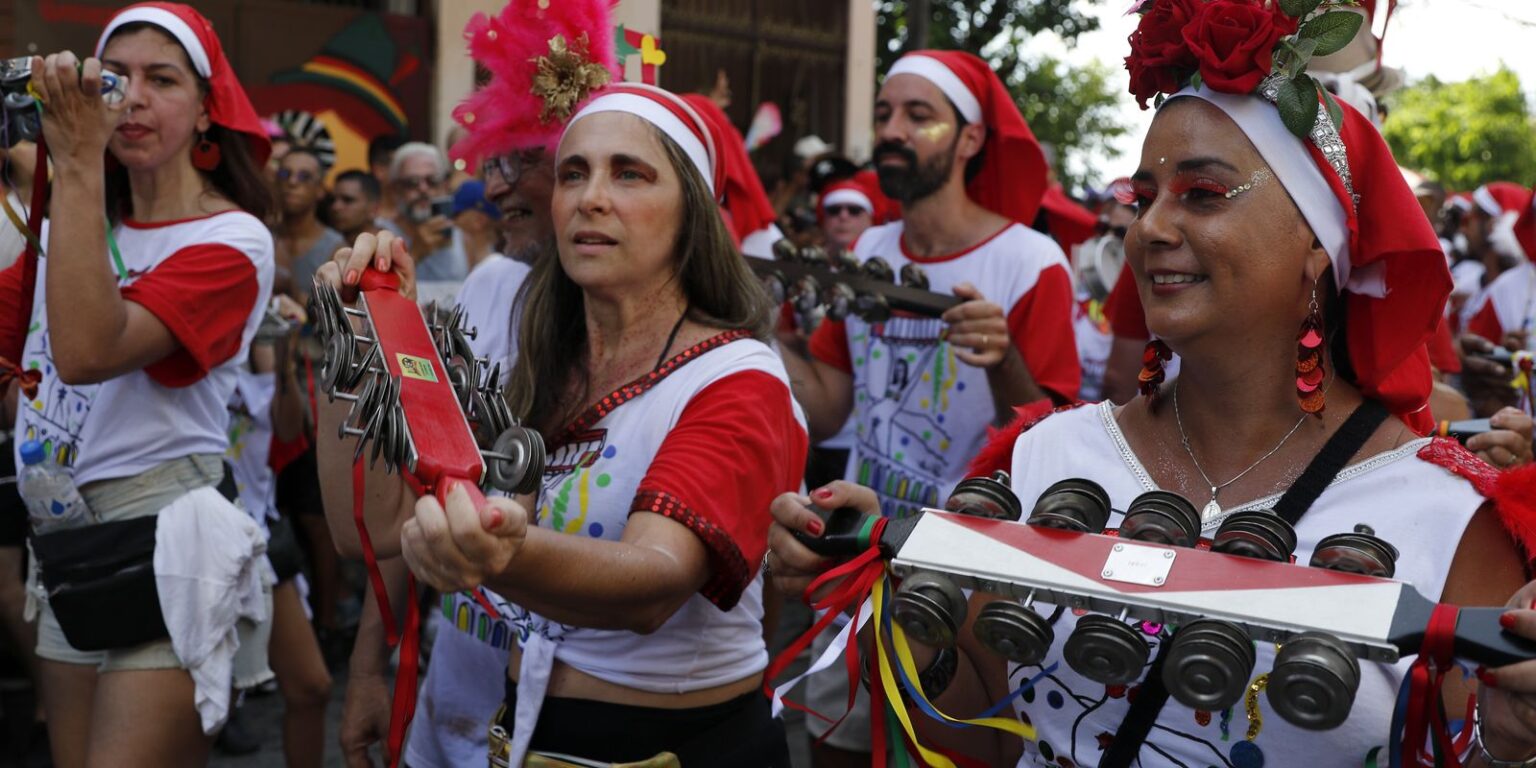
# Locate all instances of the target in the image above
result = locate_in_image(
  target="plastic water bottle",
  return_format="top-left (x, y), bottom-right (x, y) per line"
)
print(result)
top-left (17, 440), bottom-right (89, 534)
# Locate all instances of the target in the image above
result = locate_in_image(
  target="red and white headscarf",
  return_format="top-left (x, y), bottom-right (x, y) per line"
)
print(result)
top-left (1169, 85), bottom-right (1449, 434)
top-left (679, 93), bottom-right (778, 243)
top-left (1516, 186), bottom-right (1536, 262)
top-left (563, 83), bottom-right (722, 199)
top-left (885, 50), bottom-right (1049, 224)
top-left (95, 2), bottom-right (270, 166)
top-left (1474, 181), bottom-right (1533, 219)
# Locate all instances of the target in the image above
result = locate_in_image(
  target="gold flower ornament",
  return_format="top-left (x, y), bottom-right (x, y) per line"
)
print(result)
top-left (531, 34), bottom-right (611, 124)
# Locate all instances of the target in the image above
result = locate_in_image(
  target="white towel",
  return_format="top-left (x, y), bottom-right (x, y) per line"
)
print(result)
top-left (153, 486), bottom-right (271, 733)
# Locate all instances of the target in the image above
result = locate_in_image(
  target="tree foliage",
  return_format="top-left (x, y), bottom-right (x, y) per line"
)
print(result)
top-left (874, 0), bottom-right (1128, 191)
top-left (1383, 67), bottom-right (1536, 191)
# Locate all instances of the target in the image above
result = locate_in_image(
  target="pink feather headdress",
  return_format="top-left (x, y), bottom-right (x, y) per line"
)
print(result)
top-left (449, 0), bottom-right (619, 166)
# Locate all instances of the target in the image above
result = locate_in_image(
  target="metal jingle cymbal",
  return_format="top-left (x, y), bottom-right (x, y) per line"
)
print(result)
top-left (851, 291), bottom-right (890, 324)
top-left (449, 326), bottom-right (475, 367)
top-left (973, 601), bottom-right (1054, 665)
top-left (320, 330), bottom-right (353, 395)
top-left (1028, 478), bottom-right (1112, 534)
top-left (486, 427), bottom-right (533, 493)
top-left (1309, 525), bottom-right (1399, 578)
top-left (1062, 615), bottom-right (1150, 686)
top-left (821, 283), bottom-right (856, 323)
top-left (946, 470), bottom-right (1023, 521)
top-left (798, 244), bottom-right (830, 267)
top-left (830, 248), bottom-right (859, 272)
top-left (771, 238), bottom-right (798, 263)
top-left (891, 572), bottom-right (968, 648)
top-left (900, 263), bottom-right (930, 290)
top-left (1267, 632), bottom-right (1360, 731)
top-left (1212, 510), bottom-right (1298, 562)
top-left (1121, 490), bottom-right (1203, 548)
top-left (861, 256), bottom-right (894, 283)
top-left (1162, 619), bottom-right (1256, 711)
top-left (446, 354), bottom-right (475, 410)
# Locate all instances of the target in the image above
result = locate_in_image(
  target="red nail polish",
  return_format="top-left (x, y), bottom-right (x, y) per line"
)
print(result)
top-left (806, 519), bottom-right (824, 536)
top-left (488, 509), bottom-right (503, 529)
top-left (1478, 666), bottom-right (1500, 688)
top-left (812, 488), bottom-right (834, 501)
top-left (1501, 612), bottom-right (1517, 629)
top-left (377, 257), bottom-right (387, 271)
top-left (345, 269), bottom-right (358, 285)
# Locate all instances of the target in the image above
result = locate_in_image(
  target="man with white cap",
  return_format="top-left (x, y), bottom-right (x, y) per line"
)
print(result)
top-left (777, 49), bottom-right (1080, 764)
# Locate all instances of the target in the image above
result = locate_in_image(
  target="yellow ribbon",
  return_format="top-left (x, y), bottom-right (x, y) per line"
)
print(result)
top-left (871, 576), bottom-right (1038, 766)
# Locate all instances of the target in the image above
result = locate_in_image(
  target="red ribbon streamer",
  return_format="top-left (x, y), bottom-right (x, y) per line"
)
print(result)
top-left (1402, 602), bottom-right (1470, 766)
top-left (353, 457), bottom-right (399, 646)
top-left (762, 518), bottom-right (889, 729)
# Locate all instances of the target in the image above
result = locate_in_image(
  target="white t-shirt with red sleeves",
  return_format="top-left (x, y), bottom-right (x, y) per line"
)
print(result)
top-left (1466, 260), bottom-right (1536, 349)
top-left (808, 221), bottom-right (1080, 519)
top-left (7, 211), bottom-right (273, 486)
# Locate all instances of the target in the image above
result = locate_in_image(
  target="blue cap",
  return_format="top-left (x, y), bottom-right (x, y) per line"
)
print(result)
top-left (452, 180), bottom-right (500, 220)
top-left (19, 440), bottom-right (44, 466)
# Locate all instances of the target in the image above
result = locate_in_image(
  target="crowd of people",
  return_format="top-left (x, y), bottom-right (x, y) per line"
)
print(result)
top-left (4, 0), bottom-right (1536, 766)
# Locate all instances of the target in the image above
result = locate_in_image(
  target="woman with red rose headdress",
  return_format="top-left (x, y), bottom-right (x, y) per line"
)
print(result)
top-left (765, 0), bottom-right (1536, 765)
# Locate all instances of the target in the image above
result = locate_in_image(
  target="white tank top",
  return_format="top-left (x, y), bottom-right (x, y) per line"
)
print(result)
top-left (1004, 401), bottom-right (1484, 768)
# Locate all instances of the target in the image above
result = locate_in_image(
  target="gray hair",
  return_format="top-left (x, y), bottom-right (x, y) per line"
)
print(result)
top-left (388, 141), bottom-right (447, 181)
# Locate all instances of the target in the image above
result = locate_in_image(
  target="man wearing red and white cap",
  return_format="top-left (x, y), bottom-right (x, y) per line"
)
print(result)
top-left (778, 49), bottom-right (1079, 763)
top-left (818, 178), bottom-right (878, 253)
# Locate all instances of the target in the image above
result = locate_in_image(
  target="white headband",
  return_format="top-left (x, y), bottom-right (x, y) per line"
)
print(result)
top-left (887, 55), bottom-right (981, 124)
top-left (822, 188), bottom-right (872, 213)
top-left (1169, 87), bottom-right (1378, 297)
top-left (1473, 185), bottom-right (1505, 218)
top-left (564, 90), bottom-right (715, 195)
top-left (96, 7), bottom-right (211, 78)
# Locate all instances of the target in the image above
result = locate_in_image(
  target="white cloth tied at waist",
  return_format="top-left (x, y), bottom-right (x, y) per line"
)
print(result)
top-left (153, 485), bottom-right (271, 733)
top-left (510, 631), bottom-right (558, 767)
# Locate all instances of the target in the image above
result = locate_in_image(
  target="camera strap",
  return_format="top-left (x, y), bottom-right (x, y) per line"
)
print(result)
top-left (1101, 399), bottom-right (1389, 767)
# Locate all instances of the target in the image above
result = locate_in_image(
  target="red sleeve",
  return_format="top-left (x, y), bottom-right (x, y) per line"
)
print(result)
top-left (1428, 314), bottom-right (1462, 374)
top-left (1103, 261), bottom-right (1148, 340)
top-left (121, 244), bottom-right (260, 388)
top-left (1467, 299), bottom-right (1504, 345)
top-left (807, 319), bottom-right (852, 375)
top-left (0, 259), bottom-right (25, 362)
top-left (1007, 264), bottom-right (1081, 402)
top-left (632, 370), bottom-right (809, 610)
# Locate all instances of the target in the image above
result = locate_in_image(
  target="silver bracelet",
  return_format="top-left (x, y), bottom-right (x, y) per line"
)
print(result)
top-left (1476, 704), bottom-right (1536, 767)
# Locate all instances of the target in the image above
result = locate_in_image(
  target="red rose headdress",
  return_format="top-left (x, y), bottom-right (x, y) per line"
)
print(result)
top-left (448, 0), bottom-right (619, 167)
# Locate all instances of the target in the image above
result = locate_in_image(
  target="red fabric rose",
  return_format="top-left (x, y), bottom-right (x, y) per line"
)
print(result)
top-left (1125, 0), bottom-right (1202, 109)
top-left (1182, 0), bottom-right (1300, 94)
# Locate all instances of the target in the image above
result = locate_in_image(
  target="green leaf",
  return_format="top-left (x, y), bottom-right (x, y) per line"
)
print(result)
top-left (1275, 75), bottom-right (1319, 139)
top-left (1189, 71), bottom-right (1203, 92)
top-left (1318, 85), bottom-right (1345, 130)
top-left (1279, 0), bottom-right (1323, 19)
top-left (1299, 11), bottom-right (1365, 57)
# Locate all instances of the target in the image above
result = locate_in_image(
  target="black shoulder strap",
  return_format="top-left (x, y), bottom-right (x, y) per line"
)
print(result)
top-left (1102, 400), bottom-right (1390, 768)
top-left (1273, 400), bottom-right (1390, 525)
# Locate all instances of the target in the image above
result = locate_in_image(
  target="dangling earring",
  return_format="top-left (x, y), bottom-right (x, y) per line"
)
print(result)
top-left (1296, 281), bottom-right (1326, 417)
top-left (1139, 338), bottom-right (1172, 410)
top-left (191, 132), bottom-right (221, 171)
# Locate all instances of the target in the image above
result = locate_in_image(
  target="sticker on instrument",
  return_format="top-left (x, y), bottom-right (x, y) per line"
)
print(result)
top-left (1101, 542), bottom-right (1176, 587)
top-left (396, 353), bottom-right (439, 382)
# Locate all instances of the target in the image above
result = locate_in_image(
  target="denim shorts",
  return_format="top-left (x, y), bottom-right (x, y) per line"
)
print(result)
top-left (31, 454), bottom-right (274, 686)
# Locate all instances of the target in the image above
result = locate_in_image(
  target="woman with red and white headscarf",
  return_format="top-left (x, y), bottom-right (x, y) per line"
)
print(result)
top-left (0, 3), bottom-right (275, 765)
top-left (318, 81), bottom-right (807, 766)
top-left (766, 1), bottom-right (1536, 764)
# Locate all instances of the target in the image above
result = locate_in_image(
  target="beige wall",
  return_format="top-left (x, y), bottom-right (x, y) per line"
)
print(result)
top-left (844, 0), bottom-right (876, 163)
top-left (432, 0), bottom-right (501, 147)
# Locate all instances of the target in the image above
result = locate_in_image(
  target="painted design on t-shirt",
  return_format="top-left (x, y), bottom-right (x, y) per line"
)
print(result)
top-left (850, 315), bottom-right (965, 519)
top-left (19, 323), bottom-right (97, 470)
top-left (441, 591), bottom-right (514, 652)
top-left (538, 430), bottom-right (618, 540)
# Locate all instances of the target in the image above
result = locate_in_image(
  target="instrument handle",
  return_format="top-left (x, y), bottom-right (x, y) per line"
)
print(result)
top-left (1455, 607), bottom-right (1536, 668)
top-left (359, 269), bottom-right (402, 293)
top-left (434, 475), bottom-right (492, 516)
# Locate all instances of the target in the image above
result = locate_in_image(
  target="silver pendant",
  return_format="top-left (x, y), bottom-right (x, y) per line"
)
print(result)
top-left (1202, 498), bottom-right (1222, 522)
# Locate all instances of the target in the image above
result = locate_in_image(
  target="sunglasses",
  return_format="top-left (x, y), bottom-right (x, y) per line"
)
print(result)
top-left (482, 149), bottom-right (545, 186)
top-left (276, 168), bottom-right (318, 184)
top-left (825, 204), bottom-right (868, 218)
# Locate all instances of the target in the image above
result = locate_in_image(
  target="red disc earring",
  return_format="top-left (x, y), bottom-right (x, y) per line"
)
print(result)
top-left (1296, 286), bottom-right (1326, 417)
top-left (191, 133), bottom-right (221, 171)
top-left (1139, 338), bottom-right (1172, 410)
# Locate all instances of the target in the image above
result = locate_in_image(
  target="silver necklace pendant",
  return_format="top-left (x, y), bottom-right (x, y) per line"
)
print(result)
top-left (1202, 487), bottom-right (1221, 521)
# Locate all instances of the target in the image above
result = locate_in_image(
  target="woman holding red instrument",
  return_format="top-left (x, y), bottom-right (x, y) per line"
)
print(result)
top-left (768, 2), bottom-right (1536, 766)
top-left (314, 81), bottom-right (806, 766)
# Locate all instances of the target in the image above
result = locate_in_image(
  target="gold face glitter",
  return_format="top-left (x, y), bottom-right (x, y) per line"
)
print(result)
top-left (916, 122), bottom-right (953, 143)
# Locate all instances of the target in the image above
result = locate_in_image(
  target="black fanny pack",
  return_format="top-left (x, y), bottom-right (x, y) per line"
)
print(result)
top-left (32, 515), bottom-right (169, 651)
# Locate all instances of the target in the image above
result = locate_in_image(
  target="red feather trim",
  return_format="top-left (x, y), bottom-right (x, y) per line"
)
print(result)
top-left (1419, 437), bottom-right (1536, 567)
top-left (964, 399), bottom-right (1087, 479)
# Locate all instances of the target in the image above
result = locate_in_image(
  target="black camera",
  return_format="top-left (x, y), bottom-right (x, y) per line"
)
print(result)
top-left (2, 57), bottom-right (127, 149)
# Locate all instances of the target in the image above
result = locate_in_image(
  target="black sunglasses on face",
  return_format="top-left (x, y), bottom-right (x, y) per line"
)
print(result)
top-left (825, 204), bottom-right (868, 218)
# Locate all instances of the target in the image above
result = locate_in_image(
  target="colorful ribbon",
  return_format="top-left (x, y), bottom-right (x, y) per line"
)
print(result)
top-left (1401, 603), bottom-right (1474, 767)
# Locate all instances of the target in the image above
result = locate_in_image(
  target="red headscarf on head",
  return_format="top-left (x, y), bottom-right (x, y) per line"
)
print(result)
top-left (1040, 184), bottom-right (1099, 255)
top-left (1515, 185), bottom-right (1536, 262)
top-left (1474, 181), bottom-right (1533, 218)
top-left (95, 2), bottom-right (270, 167)
top-left (819, 174), bottom-right (896, 229)
top-left (679, 93), bottom-right (778, 243)
top-left (885, 50), bottom-right (1049, 224)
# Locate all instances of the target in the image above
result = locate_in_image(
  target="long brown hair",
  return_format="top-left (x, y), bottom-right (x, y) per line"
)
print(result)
top-left (101, 22), bottom-right (272, 223)
top-left (505, 123), bottom-right (772, 433)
